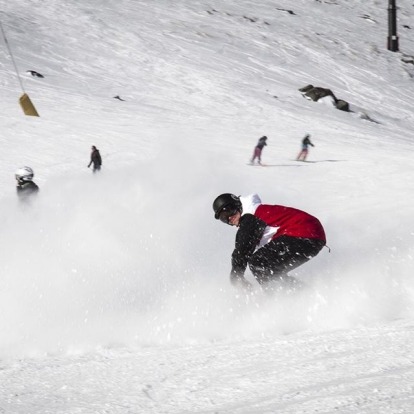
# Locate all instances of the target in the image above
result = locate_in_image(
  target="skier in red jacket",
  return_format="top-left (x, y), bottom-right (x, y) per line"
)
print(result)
top-left (212, 193), bottom-right (326, 289)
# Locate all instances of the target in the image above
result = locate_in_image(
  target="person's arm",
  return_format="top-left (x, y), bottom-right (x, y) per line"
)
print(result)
top-left (230, 214), bottom-right (266, 286)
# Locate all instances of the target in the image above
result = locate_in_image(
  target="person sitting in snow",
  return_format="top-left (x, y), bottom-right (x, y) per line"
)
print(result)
top-left (212, 193), bottom-right (326, 289)
top-left (15, 166), bottom-right (39, 201)
top-left (88, 145), bottom-right (102, 172)
top-left (296, 134), bottom-right (314, 161)
top-left (250, 136), bottom-right (267, 165)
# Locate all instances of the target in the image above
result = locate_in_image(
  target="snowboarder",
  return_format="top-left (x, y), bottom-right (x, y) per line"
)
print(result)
top-left (88, 145), bottom-right (102, 172)
top-left (212, 193), bottom-right (326, 289)
top-left (296, 134), bottom-right (314, 161)
top-left (15, 166), bottom-right (39, 200)
top-left (251, 136), bottom-right (267, 165)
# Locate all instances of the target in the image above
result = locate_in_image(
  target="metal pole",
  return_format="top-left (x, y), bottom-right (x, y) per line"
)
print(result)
top-left (387, 0), bottom-right (399, 51)
top-left (0, 20), bottom-right (26, 92)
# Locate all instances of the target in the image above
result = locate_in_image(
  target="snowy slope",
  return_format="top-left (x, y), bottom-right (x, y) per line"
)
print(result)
top-left (1, 0), bottom-right (414, 412)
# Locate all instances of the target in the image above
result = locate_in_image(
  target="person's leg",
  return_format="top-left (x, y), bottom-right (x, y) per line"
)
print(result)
top-left (252, 147), bottom-right (261, 163)
top-left (248, 236), bottom-right (325, 284)
top-left (251, 148), bottom-right (258, 163)
top-left (257, 148), bottom-right (262, 164)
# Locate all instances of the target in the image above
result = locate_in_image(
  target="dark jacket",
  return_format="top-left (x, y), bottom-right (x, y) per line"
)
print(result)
top-left (16, 181), bottom-right (39, 200)
top-left (256, 136), bottom-right (267, 150)
top-left (89, 149), bottom-right (102, 168)
top-left (302, 136), bottom-right (314, 149)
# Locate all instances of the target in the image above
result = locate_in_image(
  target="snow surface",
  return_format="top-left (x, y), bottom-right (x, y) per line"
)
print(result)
top-left (1, 0), bottom-right (414, 412)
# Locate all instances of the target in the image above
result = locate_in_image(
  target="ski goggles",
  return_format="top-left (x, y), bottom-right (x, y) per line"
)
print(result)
top-left (218, 206), bottom-right (239, 224)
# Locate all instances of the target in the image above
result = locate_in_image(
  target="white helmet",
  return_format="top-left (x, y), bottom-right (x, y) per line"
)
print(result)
top-left (15, 166), bottom-right (34, 182)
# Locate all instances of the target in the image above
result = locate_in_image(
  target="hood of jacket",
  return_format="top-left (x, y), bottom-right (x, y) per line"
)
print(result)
top-left (239, 194), bottom-right (262, 216)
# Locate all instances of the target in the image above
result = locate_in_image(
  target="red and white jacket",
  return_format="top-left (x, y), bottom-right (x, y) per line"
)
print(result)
top-left (239, 194), bottom-right (326, 248)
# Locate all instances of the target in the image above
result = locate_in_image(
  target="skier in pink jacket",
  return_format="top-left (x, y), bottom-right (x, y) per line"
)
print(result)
top-left (213, 193), bottom-right (326, 289)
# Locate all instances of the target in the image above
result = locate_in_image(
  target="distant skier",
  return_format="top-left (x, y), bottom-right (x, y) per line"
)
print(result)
top-left (15, 166), bottom-right (39, 200)
top-left (212, 193), bottom-right (326, 290)
top-left (250, 136), bottom-right (267, 165)
top-left (296, 134), bottom-right (314, 161)
top-left (88, 145), bottom-right (102, 172)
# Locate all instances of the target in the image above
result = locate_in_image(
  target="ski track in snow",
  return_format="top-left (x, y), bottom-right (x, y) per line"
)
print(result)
top-left (0, 0), bottom-right (414, 412)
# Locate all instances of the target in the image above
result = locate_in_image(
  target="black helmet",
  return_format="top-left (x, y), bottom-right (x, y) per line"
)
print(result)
top-left (213, 193), bottom-right (242, 219)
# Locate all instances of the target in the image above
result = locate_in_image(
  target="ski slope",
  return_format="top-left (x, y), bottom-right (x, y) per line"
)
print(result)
top-left (0, 0), bottom-right (414, 412)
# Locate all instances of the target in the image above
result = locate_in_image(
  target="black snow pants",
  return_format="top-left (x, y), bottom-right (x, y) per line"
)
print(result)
top-left (248, 235), bottom-right (325, 284)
